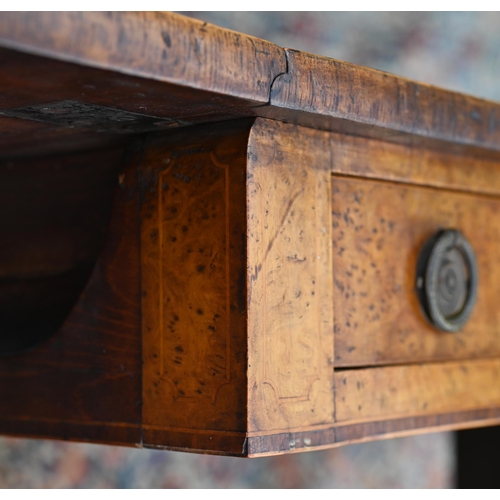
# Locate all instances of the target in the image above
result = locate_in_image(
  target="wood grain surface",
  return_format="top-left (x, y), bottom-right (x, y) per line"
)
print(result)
top-left (0, 140), bottom-right (143, 445)
top-left (0, 47), bottom-right (264, 159)
top-left (0, 147), bottom-right (125, 354)
top-left (245, 119), bottom-right (500, 197)
top-left (2, 13), bottom-right (500, 157)
top-left (332, 176), bottom-right (500, 367)
top-left (140, 120), bottom-right (252, 454)
top-left (0, 12), bottom-right (285, 103)
top-left (330, 131), bottom-right (500, 196)
top-left (335, 359), bottom-right (500, 423)
top-left (268, 49), bottom-right (500, 153)
top-left (247, 407), bottom-right (500, 457)
top-left (0, 114), bottom-right (500, 455)
top-left (246, 118), bottom-right (335, 434)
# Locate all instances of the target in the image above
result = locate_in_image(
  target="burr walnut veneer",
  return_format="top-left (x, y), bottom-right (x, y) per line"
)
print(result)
top-left (1, 12), bottom-right (500, 457)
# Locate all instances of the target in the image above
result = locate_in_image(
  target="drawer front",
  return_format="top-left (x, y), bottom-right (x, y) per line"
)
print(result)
top-left (333, 176), bottom-right (500, 367)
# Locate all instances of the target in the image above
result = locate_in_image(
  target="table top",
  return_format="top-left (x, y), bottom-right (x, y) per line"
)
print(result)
top-left (1, 11), bottom-right (499, 159)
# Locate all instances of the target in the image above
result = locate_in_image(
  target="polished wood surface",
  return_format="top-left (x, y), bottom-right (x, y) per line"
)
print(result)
top-left (335, 359), bottom-right (500, 423)
top-left (332, 176), bottom-right (500, 367)
top-left (0, 12), bottom-right (285, 103)
top-left (247, 118), bottom-right (335, 434)
top-left (140, 121), bottom-right (251, 455)
top-left (0, 147), bottom-right (123, 354)
top-left (2, 12), bottom-right (500, 158)
top-left (1, 12), bottom-right (500, 457)
top-left (0, 142), bottom-right (142, 445)
top-left (0, 47), bottom-right (259, 158)
top-left (2, 118), bottom-right (500, 456)
top-left (330, 130), bottom-right (500, 196)
top-left (267, 48), bottom-right (500, 153)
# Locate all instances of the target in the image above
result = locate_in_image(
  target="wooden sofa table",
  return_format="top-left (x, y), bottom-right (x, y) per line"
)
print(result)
top-left (1, 12), bottom-right (500, 458)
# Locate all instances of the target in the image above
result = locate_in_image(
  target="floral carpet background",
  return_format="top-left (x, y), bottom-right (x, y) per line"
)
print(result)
top-left (1, 11), bottom-right (499, 488)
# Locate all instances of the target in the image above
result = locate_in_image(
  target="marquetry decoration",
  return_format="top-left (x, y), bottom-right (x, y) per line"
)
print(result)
top-left (246, 119), bottom-right (335, 433)
top-left (331, 176), bottom-right (500, 368)
top-left (141, 122), bottom-right (251, 442)
top-left (4, 11), bottom-right (500, 459)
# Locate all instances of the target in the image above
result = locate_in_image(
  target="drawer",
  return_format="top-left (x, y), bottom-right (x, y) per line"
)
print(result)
top-left (332, 177), bottom-right (500, 367)
top-left (243, 119), bottom-right (500, 453)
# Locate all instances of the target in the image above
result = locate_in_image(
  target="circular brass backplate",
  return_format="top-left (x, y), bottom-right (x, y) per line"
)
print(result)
top-left (416, 230), bottom-right (478, 332)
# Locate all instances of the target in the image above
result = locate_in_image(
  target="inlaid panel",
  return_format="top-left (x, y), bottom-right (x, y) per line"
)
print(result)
top-left (157, 158), bottom-right (230, 401)
top-left (141, 122), bottom-right (251, 451)
top-left (246, 118), bottom-right (335, 434)
top-left (332, 176), bottom-right (500, 367)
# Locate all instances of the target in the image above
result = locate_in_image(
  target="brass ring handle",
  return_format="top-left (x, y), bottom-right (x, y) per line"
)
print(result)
top-left (416, 229), bottom-right (478, 332)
